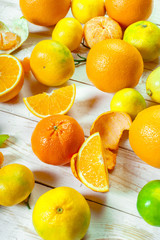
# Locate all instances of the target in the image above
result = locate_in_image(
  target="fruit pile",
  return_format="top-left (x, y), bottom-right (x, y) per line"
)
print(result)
top-left (0, 0), bottom-right (160, 239)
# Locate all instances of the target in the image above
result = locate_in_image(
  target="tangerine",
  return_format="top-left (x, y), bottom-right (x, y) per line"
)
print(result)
top-left (31, 115), bottom-right (85, 165)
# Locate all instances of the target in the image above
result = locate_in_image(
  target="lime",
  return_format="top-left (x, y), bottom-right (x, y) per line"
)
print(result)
top-left (146, 67), bottom-right (160, 103)
top-left (123, 21), bottom-right (160, 62)
top-left (110, 88), bottom-right (146, 119)
top-left (137, 180), bottom-right (160, 226)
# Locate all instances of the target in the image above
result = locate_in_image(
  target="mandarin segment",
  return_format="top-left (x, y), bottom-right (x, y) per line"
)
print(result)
top-left (104, 148), bottom-right (117, 170)
top-left (23, 84), bottom-right (76, 118)
top-left (77, 132), bottom-right (109, 192)
top-left (0, 32), bottom-right (20, 50)
top-left (90, 111), bottom-right (132, 150)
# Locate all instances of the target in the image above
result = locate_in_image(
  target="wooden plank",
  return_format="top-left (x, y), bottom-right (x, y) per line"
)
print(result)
top-left (0, 111), bottom-right (160, 218)
top-left (0, 183), bottom-right (160, 240)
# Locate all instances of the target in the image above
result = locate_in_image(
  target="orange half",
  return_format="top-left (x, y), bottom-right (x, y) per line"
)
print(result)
top-left (77, 132), bottom-right (109, 192)
top-left (0, 54), bottom-right (24, 102)
top-left (23, 84), bottom-right (76, 118)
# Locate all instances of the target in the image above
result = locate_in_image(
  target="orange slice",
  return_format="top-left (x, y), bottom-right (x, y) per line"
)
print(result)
top-left (0, 54), bottom-right (24, 102)
top-left (23, 84), bottom-right (76, 118)
top-left (77, 132), bottom-right (109, 192)
top-left (0, 152), bottom-right (4, 167)
top-left (90, 111), bottom-right (132, 150)
top-left (70, 153), bottom-right (80, 181)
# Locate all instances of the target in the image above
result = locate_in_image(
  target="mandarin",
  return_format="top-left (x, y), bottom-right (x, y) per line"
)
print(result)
top-left (86, 39), bottom-right (143, 93)
top-left (31, 115), bottom-right (85, 165)
top-left (129, 105), bottom-right (160, 168)
top-left (84, 16), bottom-right (122, 48)
top-left (19, 0), bottom-right (71, 26)
top-left (105, 0), bottom-right (153, 28)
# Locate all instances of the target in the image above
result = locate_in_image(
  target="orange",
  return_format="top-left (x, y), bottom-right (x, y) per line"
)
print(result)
top-left (105, 0), bottom-right (153, 28)
top-left (86, 39), bottom-right (143, 93)
top-left (23, 84), bottom-right (76, 118)
top-left (19, 0), bottom-right (71, 26)
top-left (84, 16), bottom-right (122, 48)
top-left (0, 152), bottom-right (4, 167)
top-left (129, 105), bottom-right (160, 168)
top-left (31, 115), bottom-right (85, 165)
top-left (77, 132), bottom-right (109, 192)
top-left (0, 54), bottom-right (24, 102)
top-left (90, 111), bottom-right (132, 170)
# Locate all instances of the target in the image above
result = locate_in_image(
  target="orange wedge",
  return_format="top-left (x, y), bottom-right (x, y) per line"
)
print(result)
top-left (90, 111), bottom-right (132, 150)
top-left (23, 84), bottom-right (76, 118)
top-left (0, 152), bottom-right (4, 167)
top-left (76, 132), bottom-right (109, 192)
top-left (70, 153), bottom-right (80, 181)
top-left (0, 54), bottom-right (24, 102)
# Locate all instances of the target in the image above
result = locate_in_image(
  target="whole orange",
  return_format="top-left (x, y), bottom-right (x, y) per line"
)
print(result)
top-left (129, 105), bottom-right (160, 168)
top-left (86, 39), bottom-right (143, 93)
top-left (105, 0), bottom-right (153, 28)
top-left (19, 0), bottom-right (71, 26)
top-left (31, 115), bottom-right (85, 165)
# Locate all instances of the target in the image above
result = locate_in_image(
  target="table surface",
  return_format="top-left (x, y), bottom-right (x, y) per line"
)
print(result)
top-left (0, 0), bottom-right (160, 239)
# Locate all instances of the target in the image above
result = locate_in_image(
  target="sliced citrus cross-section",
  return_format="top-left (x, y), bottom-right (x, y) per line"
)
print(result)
top-left (23, 84), bottom-right (76, 118)
top-left (0, 54), bottom-right (24, 102)
top-left (70, 153), bottom-right (80, 181)
top-left (76, 132), bottom-right (109, 192)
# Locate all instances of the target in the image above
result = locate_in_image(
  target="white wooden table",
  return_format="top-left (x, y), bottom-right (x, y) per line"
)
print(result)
top-left (0, 0), bottom-right (160, 239)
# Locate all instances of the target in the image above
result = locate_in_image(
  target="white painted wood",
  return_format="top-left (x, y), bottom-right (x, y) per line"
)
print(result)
top-left (0, 0), bottom-right (160, 239)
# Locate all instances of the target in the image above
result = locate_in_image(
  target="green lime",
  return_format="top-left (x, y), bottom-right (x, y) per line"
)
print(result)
top-left (110, 88), bottom-right (146, 119)
top-left (146, 67), bottom-right (160, 103)
top-left (137, 180), bottom-right (160, 226)
top-left (123, 21), bottom-right (160, 62)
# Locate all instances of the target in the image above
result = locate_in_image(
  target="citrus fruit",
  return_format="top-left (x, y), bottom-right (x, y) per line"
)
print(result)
top-left (52, 18), bottom-right (83, 52)
top-left (0, 32), bottom-right (20, 50)
top-left (0, 54), bottom-right (24, 102)
top-left (129, 105), bottom-right (160, 168)
top-left (32, 186), bottom-right (91, 240)
top-left (71, 0), bottom-right (106, 24)
top-left (20, 57), bottom-right (30, 73)
top-left (0, 152), bottom-right (4, 167)
top-left (86, 39), bottom-right (143, 93)
top-left (70, 153), bottom-right (80, 181)
top-left (110, 88), bottom-right (146, 119)
top-left (30, 40), bottom-right (75, 87)
top-left (146, 67), bottom-right (160, 103)
top-left (77, 132), bottom-right (109, 192)
top-left (91, 111), bottom-right (132, 150)
top-left (23, 84), bottom-right (76, 118)
top-left (123, 21), bottom-right (160, 62)
top-left (0, 163), bottom-right (34, 206)
top-left (19, 0), bottom-right (71, 26)
top-left (105, 0), bottom-right (153, 28)
top-left (84, 16), bottom-right (122, 48)
top-left (31, 115), bottom-right (85, 165)
top-left (137, 180), bottom-right (160, 226)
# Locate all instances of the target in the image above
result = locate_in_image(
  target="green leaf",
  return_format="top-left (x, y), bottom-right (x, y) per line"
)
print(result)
top-left (0, 17), bottom-right (29, 54)
top-left (0, 134), bottom-right (9, 147)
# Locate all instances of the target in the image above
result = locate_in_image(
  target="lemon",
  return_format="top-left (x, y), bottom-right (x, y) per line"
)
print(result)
top-left (0, 163), bottom-right (34, 206)
top-left (52, 18), bottom-right (83, 52)
top-left (146, 67), bottom-right (160, 103)
top-left (32, 186), bottom-right (91, 240)
top-left (71, 0), bottom-right (106, 24)
top-left (123, 21), bottom-right (160, 62)
top-left (110, 88), bottom-right (146, 119)
top-left (30, 40), bottom-right (75, 87)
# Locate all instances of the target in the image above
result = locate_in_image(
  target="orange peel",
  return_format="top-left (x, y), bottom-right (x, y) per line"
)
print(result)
top-left (0, 152), bottom-right (4, 167)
